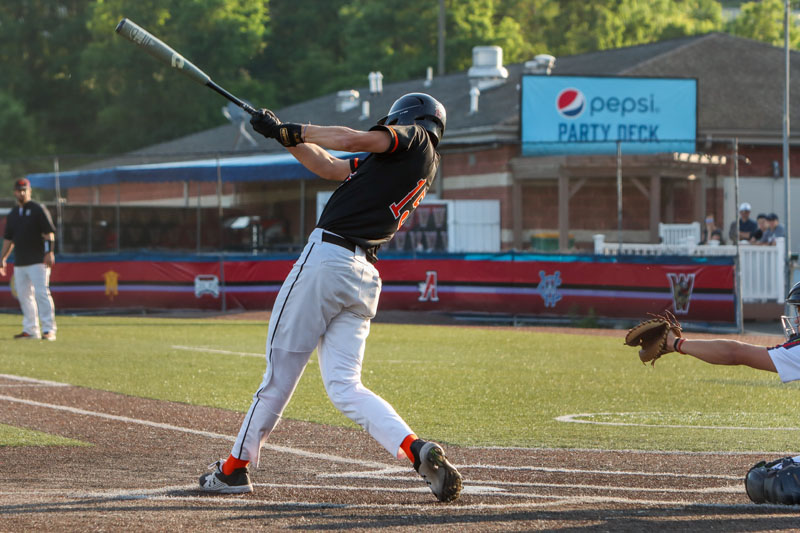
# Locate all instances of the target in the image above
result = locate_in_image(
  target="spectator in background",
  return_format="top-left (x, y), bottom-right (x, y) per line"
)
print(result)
top-left (762, 213), bottom-right (787, 246)
top-left (750, 213), bottom-right (768, 244)
top-left (699, 214), bottom-right (718, 244)
top-left (709, 228), bottom-right (724, 245)
top-left (729, 202), bottom-right (758, 243)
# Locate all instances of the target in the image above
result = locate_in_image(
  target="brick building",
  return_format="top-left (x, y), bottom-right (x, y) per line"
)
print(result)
top-left (31, 32), bottom-right (800, 254)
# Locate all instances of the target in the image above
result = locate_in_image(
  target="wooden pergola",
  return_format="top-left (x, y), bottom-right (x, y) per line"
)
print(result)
top-left (508, 152), bottom-right (728, 251)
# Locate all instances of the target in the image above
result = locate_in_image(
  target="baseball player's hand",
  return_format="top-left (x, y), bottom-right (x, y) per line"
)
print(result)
top-left (250, 109), bottom-right (303, 147)
top-left (44, 252), bottom-right (55, 268)
top-left (0, 260), bottom-right (5, 277)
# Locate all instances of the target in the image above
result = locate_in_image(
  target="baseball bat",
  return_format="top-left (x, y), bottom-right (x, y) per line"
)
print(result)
top-left (114, 18), bottom-right (257, 116)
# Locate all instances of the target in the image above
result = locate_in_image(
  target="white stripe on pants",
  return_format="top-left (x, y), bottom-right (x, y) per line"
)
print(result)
top-left (230, 228), bottom-right (413, 466)
top-left (14, 263), bottom-right (56, 337)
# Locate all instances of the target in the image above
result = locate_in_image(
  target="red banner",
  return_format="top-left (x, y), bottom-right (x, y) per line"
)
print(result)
top-left (0, 255), bottom-right (735, 324)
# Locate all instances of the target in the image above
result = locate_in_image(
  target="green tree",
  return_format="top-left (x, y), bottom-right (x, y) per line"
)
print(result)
top-left (726, 0), bottom-right (800, 48)
top-left (532, 0), bottom-right (724, 56)
top-left (81, 0), bottom-right (268, 153)
top-left (254, 0), bottom-right (351, 107)
top-left (0, 1), bottom-right (95, 155)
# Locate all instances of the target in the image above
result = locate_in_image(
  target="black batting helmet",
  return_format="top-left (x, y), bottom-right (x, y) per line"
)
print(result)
top-left (781, 281), bottom-right (800, 340)
top-left (378, 93), bottom-right (446, 147)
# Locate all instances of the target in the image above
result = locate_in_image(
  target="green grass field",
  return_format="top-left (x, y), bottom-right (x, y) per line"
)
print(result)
top-left (1, 312), bottom-right (797, 452)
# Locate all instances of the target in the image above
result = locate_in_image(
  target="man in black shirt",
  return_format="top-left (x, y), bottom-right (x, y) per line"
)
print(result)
top-left (728, 202), bottom-right (758, 243)
top-left (199, 93), bottom-right (462, 503)
top-left (0, 178), bottom-right (57, 340)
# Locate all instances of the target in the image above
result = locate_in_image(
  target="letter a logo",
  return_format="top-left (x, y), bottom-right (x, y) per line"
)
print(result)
top-left (418, 271), bottom-right (439, 302)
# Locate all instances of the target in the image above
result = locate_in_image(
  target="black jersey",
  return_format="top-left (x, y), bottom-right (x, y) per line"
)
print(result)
top-left (317, 124), bottom-right (439, 261)
top-left (3, 200), bottom-right (56, 266)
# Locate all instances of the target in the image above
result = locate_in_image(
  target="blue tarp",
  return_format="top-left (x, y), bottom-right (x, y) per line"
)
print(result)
top-left (27, 151), bottom-right (364, 190)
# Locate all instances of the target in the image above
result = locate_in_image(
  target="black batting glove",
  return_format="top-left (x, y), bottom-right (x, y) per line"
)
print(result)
top-left (250, 108), bottom-right (281, 138)
top-left (276, 123), bottom-right (303, 147)
top-left (250, 109), bottom-right (304, 147)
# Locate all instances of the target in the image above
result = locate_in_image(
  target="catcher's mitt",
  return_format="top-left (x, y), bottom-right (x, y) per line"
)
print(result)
top-left (624, 312), bottom-right (682, 366)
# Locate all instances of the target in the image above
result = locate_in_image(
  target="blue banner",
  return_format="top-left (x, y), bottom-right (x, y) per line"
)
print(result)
top-left (521, 75), bottom-right (696, 155)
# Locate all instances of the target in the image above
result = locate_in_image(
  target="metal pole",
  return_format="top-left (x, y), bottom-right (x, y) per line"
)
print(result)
top-left (438, 0), bottom-right (446, 76)
top-left (216, 155), bottom-right (226, 312)
top-left (734, 138), bottom-right (744, 333)
top-left (53, 157), bottom-right (63, 249)
top-left (784, 0), bottom-right (792, 297)
top-left (196, 181), bottom-right (202, 253)
top-left (216, 156), bottom-right (223, 251)
top-left (616, 140), bottom-right (623, 254)
top-left (115, 183), bottom-right (121, 252)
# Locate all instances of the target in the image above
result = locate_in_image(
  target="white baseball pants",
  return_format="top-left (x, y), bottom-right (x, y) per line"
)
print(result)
top-left (14, 263), bottom-right (56, 337)
top-left (231, 228), bottom-right (413, 466)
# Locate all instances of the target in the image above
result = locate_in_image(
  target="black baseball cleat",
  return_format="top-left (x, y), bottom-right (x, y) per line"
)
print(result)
top-left (199, 460), bottom-right (253, 494)
top-left (411, 440), bottom-right (463, 502)
top-left (13, 332), bottom-right (37, 340)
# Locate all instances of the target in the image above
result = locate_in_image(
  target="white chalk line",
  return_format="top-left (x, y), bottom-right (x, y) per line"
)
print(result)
top-left (0, 374), bottom-right (69, 387)
top-left (0, 487), bottom-right (784, 513)
top-left (170, 345), bottom-right (422, 365)
top-left (321, 464), bottom-right (741, 481)
top-left (557, 412), bottom-right (800, 431)
top-left (315, 473), bottom-right (738, 495)
top-left (171, 345), bottom-right (264, 358)
top-left (0, 394), bottom-right (388, 470)
top-left (0, 374), bottom-right (746, 508)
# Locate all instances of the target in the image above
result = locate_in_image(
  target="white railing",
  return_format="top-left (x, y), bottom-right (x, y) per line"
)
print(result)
top-left (658, 222), bottom-right (701, 246)
top-left (593, 235), bottom-right (786, 302)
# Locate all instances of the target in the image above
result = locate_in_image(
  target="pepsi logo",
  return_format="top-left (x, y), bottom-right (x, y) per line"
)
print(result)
top-left (556, 88), bottom-right (585, 118)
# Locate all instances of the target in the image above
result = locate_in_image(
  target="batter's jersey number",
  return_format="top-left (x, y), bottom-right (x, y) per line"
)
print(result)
top-left (390, 179), bottom-right (427, 229)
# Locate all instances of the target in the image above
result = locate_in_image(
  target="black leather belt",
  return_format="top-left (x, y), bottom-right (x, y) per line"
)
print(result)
top-left (322, 232), bottom-right (357, 252)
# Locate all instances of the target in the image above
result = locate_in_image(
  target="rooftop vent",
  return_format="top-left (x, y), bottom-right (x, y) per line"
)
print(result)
top-left (359, 100), bottom-right (370, 121)
top-left (467, 46), bottom-right (508, 90)
top-left (524, 54), bottom-right (556, 75)
top-left (368, 71), bottom-right (383, 94)
top-left (336, 89), bottom-right (360, 112)
top-left (469, 86), bottom-right (480, 114)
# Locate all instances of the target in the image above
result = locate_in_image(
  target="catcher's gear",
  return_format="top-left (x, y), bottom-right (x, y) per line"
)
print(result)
top-left (781, 280), bottom-right (800, 340)
top-left (624, 312), bottom-right (682, 365)
top-left (746, 457), bottom-right (800, 505)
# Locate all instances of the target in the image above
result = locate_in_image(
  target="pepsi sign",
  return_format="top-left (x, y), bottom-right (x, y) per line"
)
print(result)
top-left (521, 75), bottom-right (696, 155)
top-left (556, 89), bottom-right (585, 118)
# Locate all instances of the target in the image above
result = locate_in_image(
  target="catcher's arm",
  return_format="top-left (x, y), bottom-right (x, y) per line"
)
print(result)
top-left (665, 330), bottom-right (777, 372)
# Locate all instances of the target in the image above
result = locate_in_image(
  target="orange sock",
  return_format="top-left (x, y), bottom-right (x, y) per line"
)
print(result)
top-left (400, 434), bottom-right (418, 464)
top-left (222, 454), bottom-right (249, 475)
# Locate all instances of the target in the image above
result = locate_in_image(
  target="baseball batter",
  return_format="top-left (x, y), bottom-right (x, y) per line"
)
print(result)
top-left (0, 178), bottom-right (57, 340)
top-left (199, 93), bottom-right (462, 502)
top-left (658, 280), bottom-right (800, 505)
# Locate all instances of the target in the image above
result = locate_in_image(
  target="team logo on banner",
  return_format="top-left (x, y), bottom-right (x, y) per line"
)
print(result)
top-left (418, 271), bottom-right (439, 302)
top-left (556, 88), bottom-right (585, 118)
top-left (103, 270), bottom-right (119, 301)
top-left (537, 270), bottom-right (562, 308)
top-left (195, 275), bottom-right (220, 298)
top-left (667, 272), bottom-right (695, 314)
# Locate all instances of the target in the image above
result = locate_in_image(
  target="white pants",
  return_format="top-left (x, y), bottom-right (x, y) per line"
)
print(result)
top-left (14, 263), bottom-right (56, 337)
top-left (230, 228), bottom-right (413, 466)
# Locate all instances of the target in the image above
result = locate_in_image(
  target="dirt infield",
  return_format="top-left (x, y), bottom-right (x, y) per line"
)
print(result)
top-left (2, 367), bottom-right (799, 532)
